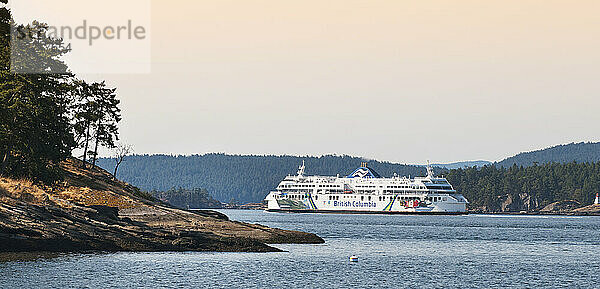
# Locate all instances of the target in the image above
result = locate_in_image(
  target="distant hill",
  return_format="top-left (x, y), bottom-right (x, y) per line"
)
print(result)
top-left (496, 142), bottom-right (600, 167)
top-left (96, 154), bottom-right (431, 203)
top-left (431, 160), bottom-right (491, 169)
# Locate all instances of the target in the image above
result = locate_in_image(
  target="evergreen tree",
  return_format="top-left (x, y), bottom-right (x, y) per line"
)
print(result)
top-left (0, 1), bottom-right (121, 181)
top-left (72, 80), bottom-right (120, 168)
top-left (89, 82), bottom-right (120, 166)
top-left (0, 3), bottom-right (76, 180)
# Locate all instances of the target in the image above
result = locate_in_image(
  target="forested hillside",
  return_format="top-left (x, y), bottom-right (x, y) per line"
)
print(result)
top-left (446, 162), bottom-right (600, 212)
top-left (97, 154), bottom-right (428, 203)
top-left (496, 142), bottom-right (600, 168)
top-left (97, 145), bottom-right (600, 210)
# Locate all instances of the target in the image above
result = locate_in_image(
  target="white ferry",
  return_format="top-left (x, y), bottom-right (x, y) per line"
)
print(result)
top-left (264, 162), bottom-right (468, 214)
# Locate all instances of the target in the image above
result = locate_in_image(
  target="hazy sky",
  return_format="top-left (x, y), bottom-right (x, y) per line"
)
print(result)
top-left (12, 0), bottom-right (600, 164)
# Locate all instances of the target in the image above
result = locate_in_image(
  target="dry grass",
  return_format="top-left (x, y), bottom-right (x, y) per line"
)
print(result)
top-left (57, 187), bottom-right (138, 209)
top-left (0, 159), bottom-right (147, 210)
top-left (0, 178), bottom-right (50, 204)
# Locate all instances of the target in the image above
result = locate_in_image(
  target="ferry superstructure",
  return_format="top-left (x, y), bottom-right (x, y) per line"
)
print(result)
top-left (264, 162), bottom-right (468, 214)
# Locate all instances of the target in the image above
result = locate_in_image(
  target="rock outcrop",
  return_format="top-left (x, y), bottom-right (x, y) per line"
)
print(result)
top-left (497, 193), bottom-right (541, 212)
top-left (573, 204), bottom-right (600, 214)
top-left (540, 200), bottom-right (582, 213)
top-left (468, 195), bottom-right (599, 215)
top-left (0, 159), bottom-right (324, 252)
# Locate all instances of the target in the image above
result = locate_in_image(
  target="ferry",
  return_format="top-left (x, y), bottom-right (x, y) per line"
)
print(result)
top-left (264, 162), bottom-right (468, 214)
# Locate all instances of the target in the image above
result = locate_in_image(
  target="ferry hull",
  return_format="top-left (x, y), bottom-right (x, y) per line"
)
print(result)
top-left (266, 208), bottom-right (467, 215)
top-left (265, 192), bottom-right (467, 214)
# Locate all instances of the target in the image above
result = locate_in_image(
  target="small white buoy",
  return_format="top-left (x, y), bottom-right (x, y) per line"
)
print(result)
top-left (349, 255), bottom-right (359, 262)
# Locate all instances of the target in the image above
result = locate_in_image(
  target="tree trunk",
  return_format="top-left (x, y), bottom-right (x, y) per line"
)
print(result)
top-left (113, 158), bottom-right (123, 179)
top-left (82, 122), bottom-right (90, 168)
top-left (0, 152), bottom-right (9, 176)
top-left (92, 121), bottom-right (101, 166)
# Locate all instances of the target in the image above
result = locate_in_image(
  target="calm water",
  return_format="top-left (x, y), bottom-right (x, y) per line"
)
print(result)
top-left (1, 211), bottom-right (600, 288)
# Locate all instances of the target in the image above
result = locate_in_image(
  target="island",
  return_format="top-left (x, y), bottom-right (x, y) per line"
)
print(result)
top-left (0, 159), bottom-right (324, 253)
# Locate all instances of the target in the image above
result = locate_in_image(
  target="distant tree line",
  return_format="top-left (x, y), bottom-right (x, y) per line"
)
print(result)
top-left (446, 162), bottom-right (600, 211)
top-left (152, 187), bottom-right (222, 209)
top-left (0, 2), bottom-right (121, 182)
top-left (496, 142), bottom-right (600, 168)
top-left (99, 154), bottom-right (600, 211)
top-left (97, 154), bottom-right (430, 203)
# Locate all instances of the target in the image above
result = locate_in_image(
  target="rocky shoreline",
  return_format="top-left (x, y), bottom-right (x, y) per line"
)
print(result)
top-left (468, 211), bottom-right (600, 216)
top-left (468, 201), bottom-right (600, 216)
top-left (0, 160), bottom-right (324, 253)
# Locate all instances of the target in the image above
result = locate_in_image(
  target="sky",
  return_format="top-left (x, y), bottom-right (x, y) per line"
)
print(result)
top-left (10, 0), bottom-right (600, 164)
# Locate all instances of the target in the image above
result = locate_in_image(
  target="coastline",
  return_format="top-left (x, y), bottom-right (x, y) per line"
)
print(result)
top-left (467, 206), bottom-right (600, 216)
top-left (468, 211), bottom-right (600, 216)
top-left (0, 159), bottom-right (324, 253)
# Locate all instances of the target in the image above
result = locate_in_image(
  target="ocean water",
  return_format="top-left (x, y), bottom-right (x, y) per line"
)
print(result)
top-left (1, 211), bottom-right (600, 288)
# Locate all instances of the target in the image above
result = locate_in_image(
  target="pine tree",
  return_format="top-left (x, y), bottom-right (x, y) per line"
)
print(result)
top-left (90, 82), bottom-right (120, 166)
top-left (0, 3), bottom-right (76, 180)
top-left (72, 81), bottom-right (120, 168)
